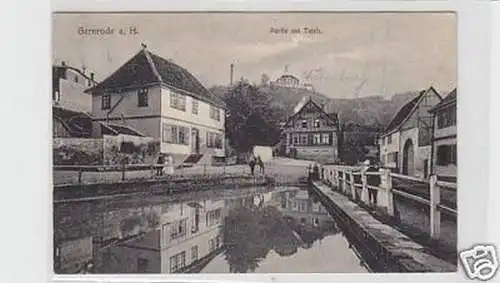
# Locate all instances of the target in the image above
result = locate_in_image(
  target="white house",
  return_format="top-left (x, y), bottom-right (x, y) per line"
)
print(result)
top-left (429, 89), bottom-right (457, 182)
top-left (53, 62), bottom-right (97, 114)
top-left (86, 46), bottom-right (226, 166)
top-left (99, 200), bottom-right (225, 273)
top-left (379, 87), bottom-right (442, 178)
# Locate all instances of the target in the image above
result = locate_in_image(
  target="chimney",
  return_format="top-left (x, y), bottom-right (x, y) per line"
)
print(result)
top-left (61, 61), bottom-right (66, 66)
top-left (230, 64), bottom-right (234, 85)
top-left (90, 72), bottom-right (95, 81)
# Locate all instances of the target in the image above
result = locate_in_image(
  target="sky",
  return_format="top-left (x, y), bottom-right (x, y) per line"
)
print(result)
top-left (52, 12), bottom-right (456, 99)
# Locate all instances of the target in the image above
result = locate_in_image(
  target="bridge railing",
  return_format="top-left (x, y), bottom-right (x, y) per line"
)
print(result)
top-left (53, 163), bottom-right (251, 186)
top-left (319, 165), bottom-right (457, 239)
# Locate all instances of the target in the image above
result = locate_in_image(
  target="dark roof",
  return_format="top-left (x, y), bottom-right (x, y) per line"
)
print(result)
top-left (52, 106), bottom-right (93, 137)
top-left (277, 74), bottom-right (300, 81)
top-left (105, 123), bottom-right (146, 137)
top-left (429, 88), bottom-right (457, 113)
top-left (86, 49), bottom-right (225, 108)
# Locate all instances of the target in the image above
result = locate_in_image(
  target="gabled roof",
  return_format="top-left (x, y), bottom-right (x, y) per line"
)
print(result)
top-left (429, 88), bottom-right (457, 113)
top-left (381, 86), bottom-right (441, 136)
top-left (284, 97), bottom-right (338, 127)
top-left (86, 48), bottom-right (225, 109)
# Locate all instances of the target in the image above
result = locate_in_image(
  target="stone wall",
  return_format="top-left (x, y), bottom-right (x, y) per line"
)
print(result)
top-left (53, 135), bottom-right (159, 166)
top-left (53, 138), bottom-right (104, 165)
top-left (103, 135), bottom-right (158, 165)
top-left (295, 146), bottom-right (338, 164)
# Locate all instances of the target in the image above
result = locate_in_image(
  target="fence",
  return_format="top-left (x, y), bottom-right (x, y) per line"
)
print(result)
top-left (319, 165), bottom-right (457, 239)
top-left (53, 163), bottom-right (251, 186)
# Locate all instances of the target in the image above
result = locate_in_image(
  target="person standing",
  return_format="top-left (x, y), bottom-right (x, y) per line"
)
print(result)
top-left (249, 155), bottom-right (256, 176)
top-left (164, 154), bottom-right (174, 175)
top-left (257, 155), bottom-right (265, 174)
top-left (156, 154), bottom-right (165, 176)
top-left (363, 160), bottom-right (380, 206)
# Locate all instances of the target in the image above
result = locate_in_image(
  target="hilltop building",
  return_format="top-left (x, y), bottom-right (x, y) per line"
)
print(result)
top-left (270, 74), bottom-right (314, 91)
top-left (281, 98), bottom-right (339, 164)
top-left (86, 46), bottom-right (226, 166)
top-left (378, 87), bottom-right (442, 178)
top-left (429, 88), bottom-right (457, 182)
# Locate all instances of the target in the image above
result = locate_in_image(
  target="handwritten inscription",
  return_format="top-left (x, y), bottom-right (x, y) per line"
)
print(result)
top-left (78, 26), bottom-right (139, 36)
top-left (270, 26), bottom-right (323, 34)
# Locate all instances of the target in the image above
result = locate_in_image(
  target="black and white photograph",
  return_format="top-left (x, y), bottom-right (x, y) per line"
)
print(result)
top-left (51, 12), bottom-right (458, 274)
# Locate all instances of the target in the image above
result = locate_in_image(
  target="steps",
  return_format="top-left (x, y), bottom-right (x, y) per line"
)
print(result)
top-left (179, 154), bottom-right (204, 168)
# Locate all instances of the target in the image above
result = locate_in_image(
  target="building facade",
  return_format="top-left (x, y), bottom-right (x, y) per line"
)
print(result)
top-left (379, 87), bottom-right (442, 178)
top-left (99, 199), bottom-right (225, 273)
top-left (429, 89), bottom-right (457, 182)
top-left (86, 47), bottom-right (226, 165)
top-left (53, 62), bottom-right (97, 113)
top-left (281, 98), bottom-right (339, 164)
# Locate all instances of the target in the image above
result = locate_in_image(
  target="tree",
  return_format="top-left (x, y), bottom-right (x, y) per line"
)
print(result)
top-left (223, 82), bottom-right (284, 154)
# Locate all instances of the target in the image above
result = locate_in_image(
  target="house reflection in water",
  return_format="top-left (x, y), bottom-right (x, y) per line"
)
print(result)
top-left (98, 199), bottom-right (225, 273)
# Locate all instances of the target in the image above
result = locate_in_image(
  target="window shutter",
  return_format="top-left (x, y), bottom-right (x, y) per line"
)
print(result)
top-left (307, 134), bottom-right (313, 145)
top-left (329, 132), bottom-right (333, 145)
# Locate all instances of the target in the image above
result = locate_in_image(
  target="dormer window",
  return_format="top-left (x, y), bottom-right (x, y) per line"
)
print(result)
top-left (137, 88), bottom-right (148, 107)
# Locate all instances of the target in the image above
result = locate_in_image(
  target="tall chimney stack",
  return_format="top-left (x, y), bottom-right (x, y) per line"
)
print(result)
top-left (230, 63), bottom-right (234, 85)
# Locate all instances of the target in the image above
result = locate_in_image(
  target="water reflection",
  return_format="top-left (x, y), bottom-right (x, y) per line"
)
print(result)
top-left (54, 186), bottom-right (367, 274)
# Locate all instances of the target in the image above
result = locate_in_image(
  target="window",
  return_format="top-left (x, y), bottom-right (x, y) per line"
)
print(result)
top-left (137, 88), bottom-right (148, 107)
top-left (137, 258), bottom-right (149, 273)
top-left (206, 209), bottom-right (222, 226)
top-left (207, 132), bottom-right (223, 149)
top-left (299, 202), bottom-right (306, 212)
top-left (74, 74), bottom-right (79, 83)
top-left (209, 106), bottom-right (221, 121)
top-left (216, 235), bottom-right (221, 248)
top-left (437, 144), bottom-right (457, 165)
top-left (170, 92), bottom-right (186, 111)
top-left (191, 246), bottom-right (199, 262)
top-left (292, 135), bottom-right (299, 145)
top-left (313, 119), bottom-right (321, 128)
top-left (192, 99), bottom-right (199, 115)
top-left (281, 196), bottom-right (287, 208)
top-left (437, 107), bottom-right (457, 129)
top-left (321, 133), bottom-right (330, 145)
top-left (301, 120), bottom-right (308, 128)
top-left (313, 134), bottom-right (321, 145)
top-left (169, 252), bottom-right (186, 273)
top-left (387, 135), bottom-right (392, 144)
top-left (170, 219), bottom-right (187, 239)
top-left (101, 95), bottom-right (111, 110)
top-left (300, 134), bottom-right (308, 145)
top-left (162, 124), bottom-right (189, 145)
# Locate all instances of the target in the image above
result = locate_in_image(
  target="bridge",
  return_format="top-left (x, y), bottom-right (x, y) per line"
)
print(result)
top-left (308, 164), bottom-right (457, 272)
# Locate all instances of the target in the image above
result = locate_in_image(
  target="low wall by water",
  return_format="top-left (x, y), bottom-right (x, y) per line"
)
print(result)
top-left (310, 181), bottom-right (456, 273)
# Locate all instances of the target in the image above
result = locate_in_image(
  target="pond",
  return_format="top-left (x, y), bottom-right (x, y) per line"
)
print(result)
top-left (53, 186), bottom-right (368, 274)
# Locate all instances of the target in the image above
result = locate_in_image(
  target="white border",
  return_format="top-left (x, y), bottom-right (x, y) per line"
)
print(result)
top-left (1, 0), bottom-right (495, 283)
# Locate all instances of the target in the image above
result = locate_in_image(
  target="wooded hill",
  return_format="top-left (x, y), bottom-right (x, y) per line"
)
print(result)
top-left (210, 84), bottom-right (418, 129)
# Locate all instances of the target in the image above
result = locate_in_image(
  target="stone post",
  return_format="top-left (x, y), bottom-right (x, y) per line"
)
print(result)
top-left (378, 168), bottom-right (394, 216)
top-left (342, 171), bottom-right (347, 194)
top-left (360, 169), bottom-right (369, 204)
top-left (429, 174), bottom-right (441, 239)
top-left (349, 171), bottom-right (356, 200)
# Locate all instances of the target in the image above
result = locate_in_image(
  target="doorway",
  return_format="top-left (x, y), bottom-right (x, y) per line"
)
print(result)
top-left (402, 139), bottom-right (414, 176)
top-left (191, 128), bottom-right (200, 154)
